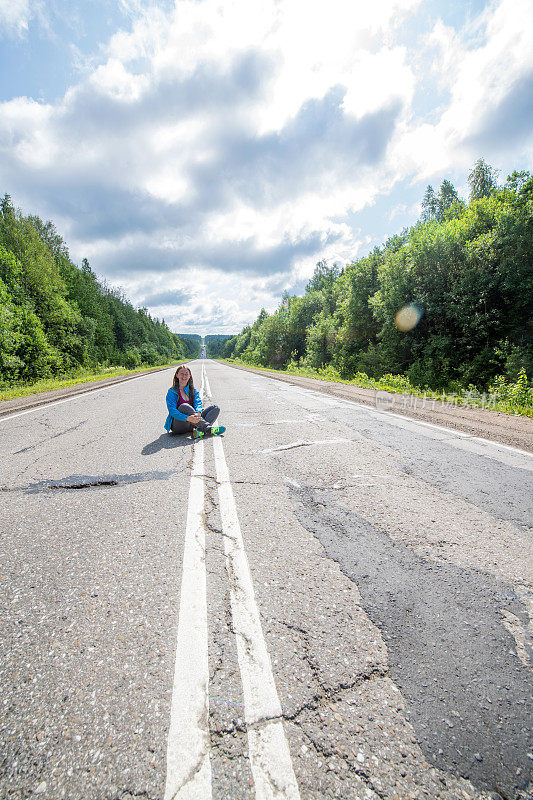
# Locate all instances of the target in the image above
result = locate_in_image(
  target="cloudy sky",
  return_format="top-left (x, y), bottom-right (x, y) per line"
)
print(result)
top-left (1, 0), bottom-right (532, 334)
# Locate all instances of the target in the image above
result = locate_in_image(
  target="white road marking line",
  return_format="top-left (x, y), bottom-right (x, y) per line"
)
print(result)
top-left (212, 434), bottom-right (301, 799)
top-left (311, 392), bottom-right (533, 461)
top-left (450, 434), bottom-right (533, 460)
top-left (221, 363), bottom-right (533, 461)
top-left (202, 364), bottom-right (211, 399)
top-left (0, 368), bottom-right (179, 423)
top-left (0, 389), bottom-right (110, 422)
top-left (369, 404), bottom-right (532, 449)
top-left (164, 375), bottom-right (212, 800)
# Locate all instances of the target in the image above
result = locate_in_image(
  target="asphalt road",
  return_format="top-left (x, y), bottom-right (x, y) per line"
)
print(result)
top-left (1, 360), bottom-right (531, 800)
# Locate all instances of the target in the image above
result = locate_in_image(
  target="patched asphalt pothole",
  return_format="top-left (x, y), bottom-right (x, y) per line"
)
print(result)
top-left (291, 484), bottom-right (533, 800)
top-left (1, 469), bottom-right (180, 494)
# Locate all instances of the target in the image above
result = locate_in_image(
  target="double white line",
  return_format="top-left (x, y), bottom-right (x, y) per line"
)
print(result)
top-left (165, 365), bottom-right (300, 800)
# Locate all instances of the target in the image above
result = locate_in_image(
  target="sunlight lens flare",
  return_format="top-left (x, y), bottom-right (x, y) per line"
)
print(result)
top-left (395, 304), bottom-right (422, 332)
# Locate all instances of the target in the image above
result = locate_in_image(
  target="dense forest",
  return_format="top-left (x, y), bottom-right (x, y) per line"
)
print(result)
top-left (0, 195), bottom-right (199, 384)
top-left (205, 334), bottom-right (234, 358)
top-left (177, 334), bottom-right (202, 359)
top-left (223, 161), bottom-right (533, 393)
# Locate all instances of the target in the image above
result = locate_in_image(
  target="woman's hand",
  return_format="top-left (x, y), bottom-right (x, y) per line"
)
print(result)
top-left (187, 413), bottom-right (201, 424)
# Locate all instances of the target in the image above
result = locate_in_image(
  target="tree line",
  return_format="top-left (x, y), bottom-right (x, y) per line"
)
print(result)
top-left (222, 161), bottom-right (533, 392)
top-left (0, 195), bottom-right (199, 383)
top-left (205, 334), bottom-right (234, 357)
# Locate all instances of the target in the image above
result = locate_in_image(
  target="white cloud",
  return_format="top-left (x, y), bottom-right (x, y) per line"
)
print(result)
top-left (342, 46), bottom-right (415, 121)
top-left (438, 0), bottom-right (533, 137)
top-left (395, 0), bottom-right (533, 179)
top-left (88, 59), bottom-right (149, 101)
top-left (0, 0), bottom-right (33, 36)
top-left (0, 0), bottom-right (531, 333)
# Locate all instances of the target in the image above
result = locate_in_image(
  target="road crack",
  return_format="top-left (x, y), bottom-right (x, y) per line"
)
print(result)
top-left (262, 438), bottom-right (352, 454)
top-left (292, 483), bottom-right (533, 799)
top-left (167, 752), bottom-right (207, 800)
top-left (13, 420), bottom-right (89, 454)
top-left (277, 619), bottom-right (328, 692)
top-left (209, 667), bottom-right (389, 740)
top-left (283, 667), bottom-right (390, 724)
top-left (299, 726), bottom-right (388, 800)
top-left (112, 791), bottom-right (159, 800)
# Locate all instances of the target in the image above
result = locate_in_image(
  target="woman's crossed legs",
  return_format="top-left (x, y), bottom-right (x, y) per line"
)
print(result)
top-left (170, 403), bottom-right (220, 435)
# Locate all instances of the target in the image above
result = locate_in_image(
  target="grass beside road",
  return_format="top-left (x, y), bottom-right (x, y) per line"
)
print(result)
top-left (0, 364), bottom-right (173, 402)
top-left (220, 358), bottom-right (533, 418)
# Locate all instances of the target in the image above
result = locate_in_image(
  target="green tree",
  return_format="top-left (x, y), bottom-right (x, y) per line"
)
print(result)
top-left (468, 158), bottom-right (499, 200)
top-left (437, 179), bottom-right (460, 219)
top-left (334, 249), bottom-right (381, 375)
top-left (285, 292), bottom-right (323, 361)
top-left (205, 334), bottom-right (235, 358)
top-left (505, 170), bottom-right (531, 194)
top-left (305, 313), bottom-right (337, 368)
top-left (421, 185), bottom-right (438, 221)
top-left (306, 260), bottom-right (335, 291)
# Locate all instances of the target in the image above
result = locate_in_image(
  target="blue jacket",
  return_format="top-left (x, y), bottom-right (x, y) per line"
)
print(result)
top-left (164, 386), bottom-right (203, 431)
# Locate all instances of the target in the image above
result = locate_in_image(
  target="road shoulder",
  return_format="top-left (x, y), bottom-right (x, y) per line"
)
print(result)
top-left (0, 366), bottom-right (173, 418)
top-left (221, 362), bottom-right (533, 453)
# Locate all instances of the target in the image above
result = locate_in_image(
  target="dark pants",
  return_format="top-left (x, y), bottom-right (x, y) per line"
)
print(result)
top-left (170, 403), bottom-right (220, 435)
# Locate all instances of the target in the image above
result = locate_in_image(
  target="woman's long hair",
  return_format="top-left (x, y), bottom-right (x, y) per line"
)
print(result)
top-left (173, 364), bottom-right (194, 404)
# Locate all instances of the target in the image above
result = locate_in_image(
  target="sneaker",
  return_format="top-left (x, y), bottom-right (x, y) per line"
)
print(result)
top-left (191, 429), bottom-right (204, 440)
top-left (210, 426), bottom-right (226, 436)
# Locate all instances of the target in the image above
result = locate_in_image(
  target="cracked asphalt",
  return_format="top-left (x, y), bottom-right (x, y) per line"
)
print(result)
top-left (1, 360), bottom-right (532, 800)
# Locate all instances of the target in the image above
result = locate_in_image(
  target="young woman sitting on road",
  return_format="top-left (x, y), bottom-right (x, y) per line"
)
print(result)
top-left (164, 364), bottom-right (225, 439)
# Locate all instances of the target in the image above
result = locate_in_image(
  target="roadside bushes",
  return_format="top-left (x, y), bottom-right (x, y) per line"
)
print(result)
top-left (224, 167), bottom-right (533, 399)
top-left (489, 369), bottom-right (533, 413)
